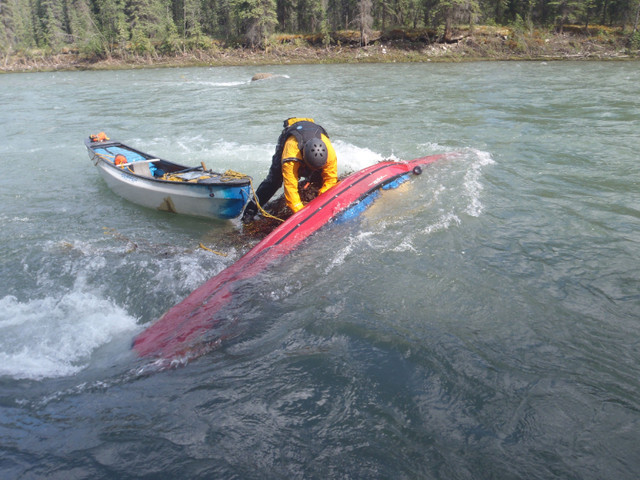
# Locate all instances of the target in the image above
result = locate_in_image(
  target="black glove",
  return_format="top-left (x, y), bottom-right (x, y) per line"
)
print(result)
top-left (242, 202), bottom-right (258, 224)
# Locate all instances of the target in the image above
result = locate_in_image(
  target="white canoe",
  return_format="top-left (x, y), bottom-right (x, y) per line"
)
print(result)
top-left (85, 138), bottom-right (252, 220)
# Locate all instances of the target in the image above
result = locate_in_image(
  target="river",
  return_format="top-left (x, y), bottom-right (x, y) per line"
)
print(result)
top-left (1, 61), bottom-right (639, 479)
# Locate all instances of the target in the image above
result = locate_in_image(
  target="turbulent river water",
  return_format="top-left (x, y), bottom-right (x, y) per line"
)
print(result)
top-left (1, 61), bottom-right (639, 479)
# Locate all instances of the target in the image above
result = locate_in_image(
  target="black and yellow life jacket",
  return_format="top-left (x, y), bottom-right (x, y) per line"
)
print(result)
top-left (272, 117), bottom-right (329, 165)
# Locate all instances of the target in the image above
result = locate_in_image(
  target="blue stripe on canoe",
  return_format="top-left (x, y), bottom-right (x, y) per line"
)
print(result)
top-left (334, 173), bottom-right (411, 224)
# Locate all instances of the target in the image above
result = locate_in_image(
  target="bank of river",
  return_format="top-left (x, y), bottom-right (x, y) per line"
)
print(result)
top-left (2, 27), bottom-right (638, 73)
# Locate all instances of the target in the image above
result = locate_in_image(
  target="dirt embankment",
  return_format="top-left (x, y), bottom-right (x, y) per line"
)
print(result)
top-left (2, 26), bottom-right (637, 73)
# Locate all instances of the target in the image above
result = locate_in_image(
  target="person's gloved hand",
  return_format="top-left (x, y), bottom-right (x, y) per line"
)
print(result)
top-left (242, 203), bottom-right (258, 224)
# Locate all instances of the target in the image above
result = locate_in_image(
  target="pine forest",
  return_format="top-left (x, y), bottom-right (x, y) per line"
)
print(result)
top-left (1, 0), bottom-right (639, 59)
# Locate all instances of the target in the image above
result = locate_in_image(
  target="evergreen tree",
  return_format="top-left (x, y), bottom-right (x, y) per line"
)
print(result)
top-left (183, 0), bottom-right (202, 38)
top-left (357, 0), bottom-right (372, 43)
top-left (1, 0), bottom-right (639, 56)
top-left (38, 0), bottom-right (67, 49)
top-left (0, 3), bottom-right (8, 53)
top-left (127, 0), bottom-right (176, 53)
top-left (64, 0), bottom-right (94, 47)
top-left (436, 0), bottom-right (478, 39)
top-left (230, 0), bottom-right (277, 46)
top-left (1, 0), bottom-right (17, 52)
top-left (277, 0), bottom-right (298, 31)
top-left (95, 0), bottom-right (128, 56)
top-left (549, 0), bottom-right (585, 30)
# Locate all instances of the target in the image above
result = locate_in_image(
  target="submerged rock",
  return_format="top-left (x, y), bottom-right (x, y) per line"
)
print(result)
top-left (251, 73), bottom-right (274, 81)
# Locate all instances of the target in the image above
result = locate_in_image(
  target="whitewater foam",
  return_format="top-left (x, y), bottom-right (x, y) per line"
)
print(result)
top-left (0, 292), bottom-right (139, 380)
top-left (463, 149), bottom-right (495, 217)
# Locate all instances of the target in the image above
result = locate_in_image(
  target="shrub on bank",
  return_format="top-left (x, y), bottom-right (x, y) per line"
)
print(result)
top-left (1, 25), bottom-right (637, 73)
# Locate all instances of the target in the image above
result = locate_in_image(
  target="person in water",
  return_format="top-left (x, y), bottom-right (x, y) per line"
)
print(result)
top-left (242, 117), bottom-right (338, 223)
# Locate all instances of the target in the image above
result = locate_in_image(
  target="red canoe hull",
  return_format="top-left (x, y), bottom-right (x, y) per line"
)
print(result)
top-left (133, 154), bottom-right (452, 360)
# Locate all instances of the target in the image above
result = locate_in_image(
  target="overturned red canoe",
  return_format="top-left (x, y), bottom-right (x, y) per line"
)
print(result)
top-left (133, 153), bottom-right (453, 360)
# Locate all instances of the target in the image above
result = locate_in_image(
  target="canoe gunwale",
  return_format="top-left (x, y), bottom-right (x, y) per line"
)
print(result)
top-left (84, 138), bottom-right (251, 188)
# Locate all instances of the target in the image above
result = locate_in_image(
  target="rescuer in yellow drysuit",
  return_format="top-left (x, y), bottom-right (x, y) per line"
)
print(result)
top-left (242, 118), bottom-right (338, 223)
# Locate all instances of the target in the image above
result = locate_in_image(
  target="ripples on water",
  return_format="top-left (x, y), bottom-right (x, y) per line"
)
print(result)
top-left (0, 62), bottom-right (639, 479)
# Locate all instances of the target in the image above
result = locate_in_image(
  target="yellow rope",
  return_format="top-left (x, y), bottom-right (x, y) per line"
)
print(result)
top-left (220, 169), bottom-right (250, 182)
top-left (92, 151), bottom-right (113, 166)
top-left (198, 243), bottom-right (228, 256)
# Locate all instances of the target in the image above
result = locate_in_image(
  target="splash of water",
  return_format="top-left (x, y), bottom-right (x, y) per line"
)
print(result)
top-left (0, 292), bottom-right (139, 380)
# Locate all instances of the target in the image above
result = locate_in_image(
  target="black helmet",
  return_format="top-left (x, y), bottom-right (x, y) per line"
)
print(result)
top-left (302, 139), bottom-right (328, 170)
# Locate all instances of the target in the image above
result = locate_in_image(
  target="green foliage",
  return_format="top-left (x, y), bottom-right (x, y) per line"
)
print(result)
top-left (321, 18), bottom-right (332, 47)
top-left (548, 0), bottom-right (589, 29)
top-left (78, 34), bottom-right (107, 57)
top-left (629, 30), bottom-right (640, 49)
top-left (95, 0), bottom-right (128, 55)
top-left (3, 0), bottom-right (37, 50)
top-left (230, 0), bottom-right (278, 46)
top-left (511, 14), bottom-right (532, 34)
top-left (0, 0), bottom-right (638, 56)
top-left (66, 0), bottom-right (94, 45)
top-left (159, 21), bottom-right (183, 54)
top-left (186, 31), bottom-right (217, 49)
top-left (38, 0), bottom-right (66, 50)
top-left (435, 0), bottom-right (480, 38)
top-left (131, 24), bottom-right (155, 54)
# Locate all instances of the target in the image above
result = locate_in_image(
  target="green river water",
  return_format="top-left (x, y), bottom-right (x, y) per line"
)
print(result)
top-left (0, 61), bottom-right (639, 479)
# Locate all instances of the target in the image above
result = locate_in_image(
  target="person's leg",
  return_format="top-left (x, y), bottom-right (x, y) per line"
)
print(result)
top-left (243, 160), bottom-right (284, 221)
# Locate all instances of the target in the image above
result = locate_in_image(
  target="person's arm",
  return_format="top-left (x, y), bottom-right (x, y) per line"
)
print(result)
top-left (281, 137), bottom-right (305, 212)
top-left (282, 161), bottom-right (304, 212)
top-left (318, 135), bottom-right (338, 194)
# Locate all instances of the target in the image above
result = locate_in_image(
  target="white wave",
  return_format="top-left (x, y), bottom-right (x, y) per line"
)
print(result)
top-left (0, 214), bottom-right (31, 223)
top-left (0, 292), bottom-right (139, 380)
top-left (416, 141), bottom-right (459, 154)
top-left (149, 250), bottom-right (232, 294)
top-left (325, 231), bottom-right (375, 273)
top-left (332, 140), bottom-right (395, 174)
top-left (133, 137), bottom-right (276, 173)
top-left (462, 149), bottom-right (495, 217)
top-left (422, 212), bottom-right (462, 234)
top-left (200, 141), bottom-right (276, 167)
top-left (391, 239), bottom-right (418, 253)
top-left (193, 80), bottom-right (249, 87)
top-left (124, 135), bottom-right (396, 179)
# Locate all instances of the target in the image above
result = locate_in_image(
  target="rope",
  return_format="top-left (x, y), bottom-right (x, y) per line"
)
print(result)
top-left (199, 243), bottom-right (228, 256)
top-left (221, 169), bottom-right (284, 223)
top-left (219, 169), bottom-right (250, 182)
top-left (92, 151), bottom-right (114, 166)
